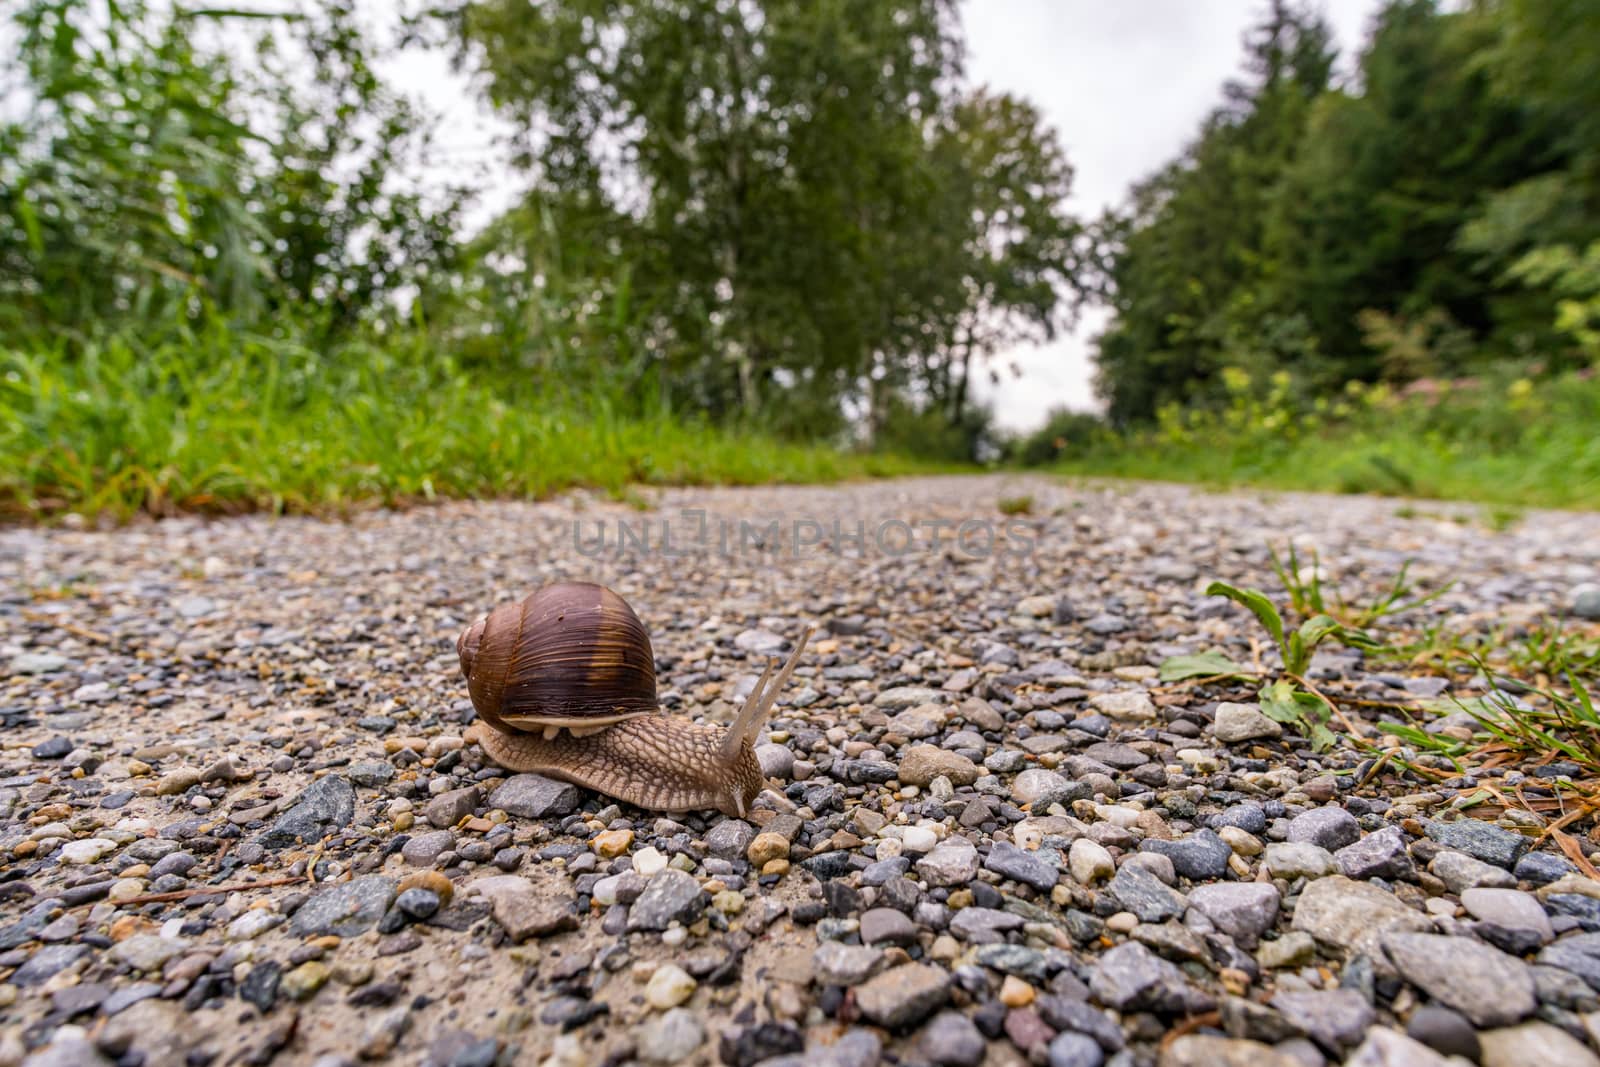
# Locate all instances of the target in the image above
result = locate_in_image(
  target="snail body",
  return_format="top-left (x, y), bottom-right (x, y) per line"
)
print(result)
top-left (458, 582), bottom-right (810, 817)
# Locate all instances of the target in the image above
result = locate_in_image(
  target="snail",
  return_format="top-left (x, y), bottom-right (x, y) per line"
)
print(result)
top-left (458, 581), bottom-right (812, 817)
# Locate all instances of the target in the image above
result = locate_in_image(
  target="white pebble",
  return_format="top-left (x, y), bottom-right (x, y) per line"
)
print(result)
top-left (902, 826), bottom-right (938, 853)
top-left (661, 925), bottom-right (688, 947)
top-left (644, 963), bottom-right (697, 1009)
top-left (1068, 838), bottom-right (1115, 884)
top-left (58, 838), bottom-right (116, 865)
top-left (633, 847), bottom-right (668, 877)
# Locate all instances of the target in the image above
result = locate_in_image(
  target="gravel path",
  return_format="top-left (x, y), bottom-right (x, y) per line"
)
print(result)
top-left (3, 474), bottom-right (1600, 1067)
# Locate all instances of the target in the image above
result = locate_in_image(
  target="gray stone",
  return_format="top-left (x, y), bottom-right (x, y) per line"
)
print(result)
top-left (1571, 583), bottom-right (1600, 621)
top-left (919, 1011), bottom-right (986, 1067)
top-left (1432, 849), bottom-right (1517, 893)
top-left (1012, 768), bottom-right (1087, 809)
top-left (628, 869), bottom-right (704, 931)
top-left (1336, 826), bottom-right (1415, 881)
top-left (706, 819), bottom-right (756, 860)
top-left (1046, 1033), bottom-right (1104, 1067)
top-left (346, 761), bottom-right (395, 787)
top-left (1462, 888), bottom-right (1553, 943)
top-left (1425, 819), bottom-right (1530, 869)
top-left (1291, 876), bottom-right (1432, 962)
top-left (258, 775), bottom-right (356, 849)
top-left (1383, 932), bottom-right (1536, 1027)
top-left (401, 829), bottom-right (454, 866)
top-left (1478, 1020), bottom-right (1600, 1067)
top-left (1107, 863), bottom-right (1186, 923)
top-left (11, 651), bottom-right (69, 675)
top-left (19, 1035), bottom-right (114, 1067)
top-left (1405, 1005), bottom-right (1481, 1062)
top-left (917, 839), bottom-right (979, 887)
top-left (855, 963), bottom-right (950, 1028)
top-left (1089, 942), bottom-right (1209, 1013)
top-left (813, 941), bottom-right (887, 986)
top-left (1212, 703), bottom-right (1283, 743)
top-left (886, 706), bottom-right (944, 738)
top-left (1539, 932), bottom-right (1600, 991)
top-left (815, 1029), bottom-right (882, 1067)
top-left (1286, 806), bottom-right (1361, 851)
top-left (1140, 829), bottom-right (1231, 880)
top-left (488, 774), bottom-right (581, 818)
top-left (1159, 1036), bottom-right (1303, 1067)
top-left (1344, 1028), bottom-right (1454, 1067)
top-left (985, 841), bottom-right (1059, 891)
top-left (636, 1007), bottom-right (706, 1064)
top-left (755, 744), bottom-right (795, 779)
top-left (874, 687), bottom-right (947, 708)
top-left (13, 944), bottom-right (87, 985)
top-left (289, 876), bottom-right (397, 937)
top-left (1269, 989), bottom-right (1374, 1053)
top-left (1186, 882), bottom-right (1280, 948)
top-left (948, 907), bottom-right (1025, 943)
top-left (1036, 996), bottom-right (1125, 1052)
top-left (424, 786), bottom-right (479, 828)
top-left (898, 745), bottom-right (979, 787)
top-left (472, 875), bottom-right (577, 940)
top-left (860, 907), bottom-right (917, 946)
top-left (1264, 841), bottom-right (1338, 881)
top-left (105, 936), bottom-right (185, 974)
top-left (1516, 852), bottom-right (1576, 885)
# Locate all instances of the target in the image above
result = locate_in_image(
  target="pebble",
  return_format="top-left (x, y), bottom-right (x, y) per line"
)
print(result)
top-left (1140, 829), bottom-right (1231, 880)
top-left (1264, 841), bottom-right (1338, 880)
top-left (645, 963), bottom-right (697, 1009)
top-left (290, 877), bottom-right (398, 937)
top-left (917, 839), bottom-right (979, 886)
top-left (1425, 819), bottom-right (1531, 869)
top-left (1212, 702), bottom-right (1283, 743)
top-left (748, 832), bottom-right (790, 867)
top-left (1478, 1020), bottom-right (1600, 1067)
top-left (1291, 876), bottom-right (1432, 961)
top-left (636, 1007), bottom-right (705, 1063)
top-left (984, 841), bottom-right (1059, 891)
top-left (1069, 838), bottom-right (1115, 884)
top-left (1185, 882), bottom-right (1280, 948)
top-left (1383, 932), bottom-right (1536, 1027)
top-left (1286, 806), bottom-right (1361, 851)
top-left (920, 1011), bottom-right (987, 1067)
top-left (628, 869), bottom-right (705, 931)
top-left (854, 963), bottom-right (950, 1028)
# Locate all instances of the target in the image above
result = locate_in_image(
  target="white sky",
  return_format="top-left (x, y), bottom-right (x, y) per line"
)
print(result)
top-left (373, 2), bottom-right (1389, 431)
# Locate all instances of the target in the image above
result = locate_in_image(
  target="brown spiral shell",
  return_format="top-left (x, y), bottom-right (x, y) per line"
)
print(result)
top-left (457, 582), bottom-right (658, 733)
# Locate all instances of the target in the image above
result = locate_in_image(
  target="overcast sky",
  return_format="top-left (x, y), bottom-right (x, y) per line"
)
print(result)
top-left (383, 1), bottom-right (1387, 431)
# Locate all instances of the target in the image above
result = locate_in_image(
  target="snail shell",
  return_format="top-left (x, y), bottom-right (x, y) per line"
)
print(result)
top-left (457, 581), bottom-right (658, 737)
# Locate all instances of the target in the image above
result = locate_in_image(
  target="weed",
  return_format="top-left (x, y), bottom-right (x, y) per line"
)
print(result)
top-left (997, 494), bottom-right (1034, 516)
top-left (1268, 543), bottom-right (1452, 629)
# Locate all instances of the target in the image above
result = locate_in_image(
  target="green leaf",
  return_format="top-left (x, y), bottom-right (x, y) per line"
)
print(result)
top-left (1205, 580), bottom-right (1286, 654)
top-left (1158, 652), bottom-right (1253, 682)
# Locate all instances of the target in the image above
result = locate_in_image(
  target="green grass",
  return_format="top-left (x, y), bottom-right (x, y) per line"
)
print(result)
top-left (1, 325), bottom-right (942, 521)
top-left (1052, 371), bottom-right (1600, 511)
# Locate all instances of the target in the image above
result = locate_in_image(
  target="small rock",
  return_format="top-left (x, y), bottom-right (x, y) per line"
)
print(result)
top-left (1140, 830), bottom-right (1231, 880)
top-left (919, 1011), bottom-right (986, 1067)
top-left (1425, 819), bottom-right (1530, 869)
top-left (155, 768), bottom-right (201, 796)
top-left (472, 876), bottom-right (576, 940)
top-left (1383, 932), bottom-right (1535, 1027)
top-left (1087, 690), bottom-right (1156, 722)
top-left (636, 1007), bottom-right (706, 1064)
top-left (985, 841), bottom-right (1059, 891)
top-left (1185, 882), bottom-right (1280, 948)
top-left (814, 941), bottom-right (887, 986)
top-left (1264, 841), bottom-right (1338, 881)
top-left (628, 869), bottom-right (704, 931)
top-left (1344, 1028), bottom-right (1454, 1067)
top-left (1291, 876), bottom-right (1431, 961)
top-left (1335, 826), bottom-right (1415, 881)
top-left (1462, 888), bottom-right (1553, 943)
top-left (1160, 1036), bottom-right (1302, 1067)
top-left (897, 745), bottom-right (979, 787)
top-left (1069, 839), bottom-right (1115, 884)
top-left (855, 963), bottom-right (950, 1029)
top-left (917, 839), bottom-right (980, 887)
top-left (282, 960), bottom-right (330, 1001)
top-left (1432, 849), bottom-right (1517, 893)
top-left (1286, 806), bottom-right (1360, 851)
top-left (747, 832), bottom-right (790, 867)
top-left (402, 830), bottom-right (455, 867)
top-left (1090, 942), bottom-right (1206, 1013)
top-left (645, 963), bottom-right (697, 1009)
top-left (1107, 863), bottom-right (1185, 923)
top-left (488, 774), bottom-right (581, 818)
top-left (288, 877), bottom-right (398, 937)
top-left (425, 786), bottom-right (479, 828)
top-left (1479, 1020), bottom-right (1600, 1067)
top-left (1406, 1004), bottom-right (1482, 1061)
top-left (1212, 703), bottom-right (1283, 743)
top-left (1269, 989), bottom-right (1374, 1053)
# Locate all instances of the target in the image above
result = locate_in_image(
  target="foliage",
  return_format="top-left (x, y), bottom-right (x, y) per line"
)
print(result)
top-left (1202, 578), bottom-right (1378, 750)
top-left (1010, 406), bottom-right (1108, 467)
top-left (436, 0), bottom-right (1086, 430)
top-left (1270, 543), bottom-right (1452, 629)
top-left (0, 319), bottom-right (936, 520)
top-left (1092, 0), bottom-right (1600, 425)
top-left (0, 0), bottom-right (457, 345)
top-left (1057, 365), bottom-right (1600, 510)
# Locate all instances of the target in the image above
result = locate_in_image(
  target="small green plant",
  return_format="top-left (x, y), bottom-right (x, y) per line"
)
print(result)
top-left (1269, 543), bottom-right (1452, 629)
top-left (997, 495), bottom-right (1034, 516)
top-left (1202, 578), bottom-right (1381, 750)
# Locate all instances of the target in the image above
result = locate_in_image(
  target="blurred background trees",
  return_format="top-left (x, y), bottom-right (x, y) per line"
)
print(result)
top-left (3, 0), bottom-right (1599, 475)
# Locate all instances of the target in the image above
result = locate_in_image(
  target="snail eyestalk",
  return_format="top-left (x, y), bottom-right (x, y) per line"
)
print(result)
top-left (721, 625), bottom-right (814, 762)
